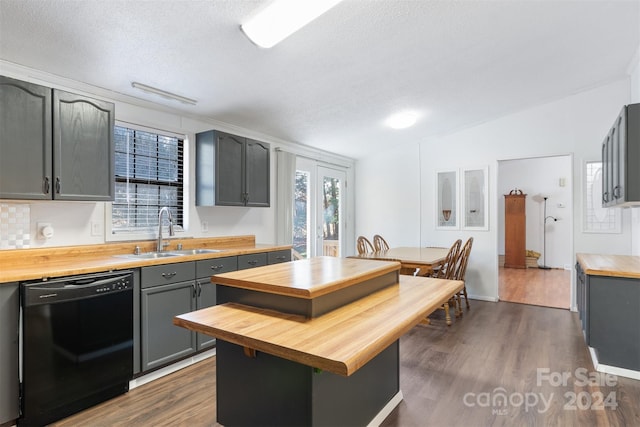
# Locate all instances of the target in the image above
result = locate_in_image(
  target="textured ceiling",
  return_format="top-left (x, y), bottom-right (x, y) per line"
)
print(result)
top-left (0, 0), bottom-right (638, 159)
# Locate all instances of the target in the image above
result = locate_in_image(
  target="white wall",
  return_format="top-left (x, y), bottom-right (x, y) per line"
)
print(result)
top-left (498, 155), bottom-right (573, 269)
top-left (0, 61), bottom-right (355, 249)
top-left (356, 79), bottom-right (633, 304)
top-left (354, 144), bottom-right (422, 249)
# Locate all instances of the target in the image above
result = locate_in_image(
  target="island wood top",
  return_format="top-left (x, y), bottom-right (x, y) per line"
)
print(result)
top-left (175, 274), bottom-right (463, 376)
top-left (211, 256), bottom-right (401, 299)
top-left (577, 253), bottom-right (640, 279)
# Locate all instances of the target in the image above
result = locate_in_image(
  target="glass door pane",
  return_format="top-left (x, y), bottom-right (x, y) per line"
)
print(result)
top-left (318, 166), bottom-right (345, 257)
top-left (293, 170), bottom-right (310, 259)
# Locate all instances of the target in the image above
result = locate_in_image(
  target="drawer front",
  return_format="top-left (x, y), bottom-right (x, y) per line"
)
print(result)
top-left (196, 256), bottom-right (238, 278)
top-left (141, 261), bottom-right (195, 288)
top-left (268, 250), bottom-right (291, 265)
top-left (237, 253), bottom-right (267, 270)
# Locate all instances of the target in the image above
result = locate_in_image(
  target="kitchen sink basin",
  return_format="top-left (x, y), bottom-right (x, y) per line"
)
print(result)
top-left (114, 252), bottom-right (185, 260)
top-left (167, 249), bottom-right (225, 255)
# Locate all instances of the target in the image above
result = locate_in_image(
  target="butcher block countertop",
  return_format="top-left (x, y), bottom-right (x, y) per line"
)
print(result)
top-left (0, 235), bottom-right (290, 283)
top-left (174, 274), bottom-right (463, 376)
top-left (211, 256), bottom-right (400, 298)
top-left (577, 253), bottom-right (640, 279)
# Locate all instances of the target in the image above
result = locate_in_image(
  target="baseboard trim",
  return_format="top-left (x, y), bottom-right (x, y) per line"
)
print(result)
top-left (468, 294), bottom-right (499, 302)
top-left (589, 347), bottom-right (640, 380)
top-left (367, 390), bottom-right (403, 427)
top-left (130, 348), bottom-right (216, 390)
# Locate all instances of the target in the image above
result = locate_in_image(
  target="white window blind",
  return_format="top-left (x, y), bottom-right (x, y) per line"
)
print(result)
top-left (112, 125), bottom-right (184, 233)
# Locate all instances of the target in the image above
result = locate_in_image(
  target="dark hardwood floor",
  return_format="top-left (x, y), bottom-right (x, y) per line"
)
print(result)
top-left (53, 301), bottom-right (640, 427)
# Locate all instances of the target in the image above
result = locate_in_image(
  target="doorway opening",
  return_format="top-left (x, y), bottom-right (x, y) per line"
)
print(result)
top-left (497, 155), bottom-right (572, 309)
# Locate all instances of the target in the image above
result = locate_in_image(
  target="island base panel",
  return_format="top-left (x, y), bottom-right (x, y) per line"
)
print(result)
top-left (216, 340), bottom-right (400, 426)
top-left (217, 270), bottom-right (398, 318)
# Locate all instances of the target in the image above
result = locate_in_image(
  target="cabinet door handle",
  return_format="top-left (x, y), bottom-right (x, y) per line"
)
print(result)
top-left (43, 177), bottom-right (50, 194)
top-left (613, 186), bottom-right (621, 199)
top-left (211, 265), bottom-right (223, 271)
top-left (192, 283), bottom-right (197, 298)
top-left (161, 272), bottom-right (177, 279)
top-left (602, 192), bottom-right (609, 203)
top-left (247, 260), bottom-right (258, 266)
top-left (197, 282), bottom-right (202, 297)
top-left (276, 256), bottom-right (286, 260)
top-left (55, 177), bottom-right (61, 194)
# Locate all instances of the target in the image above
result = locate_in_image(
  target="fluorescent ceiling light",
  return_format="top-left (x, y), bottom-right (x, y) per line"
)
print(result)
top-left (131, 82), bottom-right (197, 106)
top-left (386, 111), bottom-right (418, 129)
top-left (241, 0), bottom-right (343, 48)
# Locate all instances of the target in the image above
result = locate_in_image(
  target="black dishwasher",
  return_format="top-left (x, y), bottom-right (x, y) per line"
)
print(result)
top-left (20, 270), bottom-right (134, 426)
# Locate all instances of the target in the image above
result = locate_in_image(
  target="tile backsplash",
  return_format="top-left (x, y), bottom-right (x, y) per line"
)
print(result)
top-left (0, 203), bottom-right (31, 249)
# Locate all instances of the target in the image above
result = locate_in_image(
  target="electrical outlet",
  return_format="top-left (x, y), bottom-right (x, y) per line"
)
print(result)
top-left (91, 221), bottom-right (103, 236)
top-left (201, 221), bottom-right (208, 232)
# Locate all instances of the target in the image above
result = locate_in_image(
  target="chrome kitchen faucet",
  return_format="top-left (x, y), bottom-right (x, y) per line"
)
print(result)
top-left (157, 207), bottom-right (175, 251)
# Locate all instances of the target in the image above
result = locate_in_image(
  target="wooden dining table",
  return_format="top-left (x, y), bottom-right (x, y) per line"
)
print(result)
top-left (350, 246), bottom-right (450, 276)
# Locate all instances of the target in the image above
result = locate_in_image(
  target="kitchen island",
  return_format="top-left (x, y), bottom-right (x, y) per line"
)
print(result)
top-left (174, 256), bottom-right (463, 426)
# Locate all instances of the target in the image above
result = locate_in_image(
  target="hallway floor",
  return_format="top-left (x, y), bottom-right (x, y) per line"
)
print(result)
top-left (499, 266), bottom-right (571, 309)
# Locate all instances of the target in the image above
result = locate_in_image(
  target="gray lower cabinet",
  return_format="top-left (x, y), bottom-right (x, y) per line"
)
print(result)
top-left (575, 262), bottom-right (589, 344)
top-left (140, 251), bottom-right (289, 372)
top-left (141, 262), bottom-right (197, 371)
top-left (238, 252), bottom-right (268, 270)
top-left (0, 283), bottom-right (19, 425)
top-left (195, 256), bottom-right (238, 350)
top-left (576, 262), bottom-right (640, 372)
top-left (589, 275), bottom-right (640, 371)
top-left (0, 75), bottom-right (115, 201)
top-left (268, 249), bottom-right (292, 265)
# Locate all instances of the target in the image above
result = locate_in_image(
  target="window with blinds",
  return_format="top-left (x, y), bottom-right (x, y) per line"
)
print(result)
top-left (112, 125), bottom-right (184, 233)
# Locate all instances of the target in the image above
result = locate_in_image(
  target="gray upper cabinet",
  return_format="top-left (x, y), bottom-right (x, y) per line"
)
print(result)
top-left (0, 75), bottom-right (115, 201)
top-left (196, 130), bottom-right (270, 207)
top-left (602, 103), bottom-right (640, 207)
top-left (53, 90), bottom-right (115, 201)
top-left (0, 76), bottom-right (52, 200)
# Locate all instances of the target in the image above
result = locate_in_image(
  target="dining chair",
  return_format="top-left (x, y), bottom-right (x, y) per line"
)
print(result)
top-left (373, 234), bottom-right (390, 251)
top-left (452, 237), bottom-right (474, 315)
top-left (430, 239), bottom-right (462, 325)
top-left (356, 236), bottom-right (375, 255)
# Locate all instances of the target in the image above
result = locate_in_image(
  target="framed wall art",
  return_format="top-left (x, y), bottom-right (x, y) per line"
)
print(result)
top-left (436, 170), bottom-right (459, 229)
top-left (462, 166), bottom-right (489, 230)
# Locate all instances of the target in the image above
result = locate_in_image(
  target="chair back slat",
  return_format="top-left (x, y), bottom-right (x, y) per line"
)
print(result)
top-left (373, 234), bottom-right (390, 251)
top-left (454, 237), bottom-right (474, 281)
top-left (356, 236), bottom-right (375, 254)
top-left (433, 239), bottom-right (462, 279)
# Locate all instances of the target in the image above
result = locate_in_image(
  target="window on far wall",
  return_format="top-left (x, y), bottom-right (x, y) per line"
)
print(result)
top-left (583, 160), bottom-right (621, 233)
top-left (112, 124), bottom-right (184, 234)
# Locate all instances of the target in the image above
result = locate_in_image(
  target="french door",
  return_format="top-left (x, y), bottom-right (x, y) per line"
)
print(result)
top-left (293, 159), bottom-right (346, 258)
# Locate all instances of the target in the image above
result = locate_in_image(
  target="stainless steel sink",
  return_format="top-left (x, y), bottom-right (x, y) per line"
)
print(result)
top-left (114, 252), bottom-right (185, 260)
top-left (167, 249), bottom-right (225, 255)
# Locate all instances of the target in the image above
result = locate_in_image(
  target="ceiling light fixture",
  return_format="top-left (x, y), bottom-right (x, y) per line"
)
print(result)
top-left (386, 111), bottom-right (418, 129)
top-left (241, 0), bottom-right (344, 48)
top-left (131, 82), bottom-right (197, 106)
